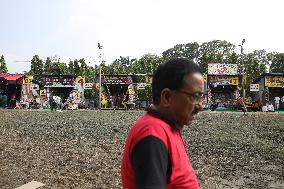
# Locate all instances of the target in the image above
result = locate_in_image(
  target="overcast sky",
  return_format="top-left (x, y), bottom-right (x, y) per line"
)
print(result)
top-left (1, 0), bottom-right (284, 73)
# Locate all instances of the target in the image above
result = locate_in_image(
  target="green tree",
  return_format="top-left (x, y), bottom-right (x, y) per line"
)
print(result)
top-left (43, 57), bottom-right (53, 74)
top-left (162, 42), bottom-right (200, 62)
top-left (56, 60), bottom-right (68, 75)
top-left (227, 52), bottom-right (239, 65)
top-left (43, 57), bottom-right (68, 75)
top-left (73, 59), bottom-right (80, 76)
top-left (30, 55), bottom-right (44, 84)
top-left (198, 40), bottom-right (236, 73)
top-left (79, 58), bottom-right (88, 76)
top-left (136, 85), bottom-right (152, 101)
top-left (68, 60), bottom-right (75, 74)
top-left (269, 53), bottom-right (284, 73)
top-left (100, 61), bottom-right (111, 74)
top-left (243, 50), bottom-right (268, 93)
top-left (0, 55), bottom-right (8, 74)
top-left (132, 54), bottom-right (162, 74)
top-left (107, 56), bottom-right (135, 74)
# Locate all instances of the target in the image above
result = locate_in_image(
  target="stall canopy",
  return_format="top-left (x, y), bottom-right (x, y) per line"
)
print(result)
top-left (0, 74), bottom-right (24, 81)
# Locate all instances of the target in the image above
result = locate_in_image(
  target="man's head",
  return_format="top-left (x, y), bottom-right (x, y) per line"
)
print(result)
top-left (152, 58), bottom-right (204, 126)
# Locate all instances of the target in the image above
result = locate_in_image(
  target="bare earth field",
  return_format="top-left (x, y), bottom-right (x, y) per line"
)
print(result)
top-left (0, 110), bottom-right (283, 189)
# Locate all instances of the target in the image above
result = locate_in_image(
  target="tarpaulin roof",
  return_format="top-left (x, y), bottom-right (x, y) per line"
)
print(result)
top-left (0, 74), bottom-right (24, 81)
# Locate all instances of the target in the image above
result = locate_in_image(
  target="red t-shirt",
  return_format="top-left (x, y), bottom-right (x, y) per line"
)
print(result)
top-left (121, 110), bottom-right (199, 189)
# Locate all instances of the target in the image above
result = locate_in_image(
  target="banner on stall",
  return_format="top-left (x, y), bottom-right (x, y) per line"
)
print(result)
top-left (208, 63), bottom-right (238, 75)
top-left (265, 76), bottom-right (284, 87)
top-left (203, 74), bottom-right (207, 82)
top-left (23, 76), bottom-right (33, 84)
top-left (209, 75), bottom-right (239, 85)
top-left (40, 89), bottom-right (46, 96)
top-left (145, 76), bottom-right (152, 84)
top-left (95, 83), bottom-right (100, 90)
top-left (45, 75), bottom-right (75, 87)
top-left (128, 88), bottom-right (136, 95)
top-left (103, 76), bottom-right (132, 84)
top-left (84, 83), bottom-right (93, 89)
top-left (76, 76), bottom-right (85, 86)
top-left (250, 84), bottom-right (259, 92)
top-left (137, 83), bottom-right (148, 90)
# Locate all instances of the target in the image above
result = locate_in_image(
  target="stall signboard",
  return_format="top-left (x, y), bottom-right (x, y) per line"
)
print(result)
top-left (45, 75), bottom-right (75, 87)
top-left (95, 83), bottom-right (100, 90)
top-left (128, 88), bottom-right (136, 95)
top-left (203, 74), bottom-right (207, 82)
top-left (208, 63), bottom-right (238, 75)
top-left (137, 83), bottom-right (148, 90)
top-left (209, 75), bottom-right (238, 85)
top-left (145, 76), bottom-right (152, 84)
top-left (84, 83), bottom-right (93, 89)
top-left (23, 76), bottom-right (33, 84)
top-left (265, 76), bottom-right (284, 87)
top-left (76, 76), bottom-right (85, 86)
top-left (103, 76), bottom-right (132, 84)
top-left (40, 89), bottom-right (46, 96)
top-left (32, 84), bottom-right (39, 90)
top-left (250, 84), bottom-right (259, 92)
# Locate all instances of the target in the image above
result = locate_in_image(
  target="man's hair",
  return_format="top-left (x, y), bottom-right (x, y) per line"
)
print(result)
top-left (152, 58), bottom-right (202, 105)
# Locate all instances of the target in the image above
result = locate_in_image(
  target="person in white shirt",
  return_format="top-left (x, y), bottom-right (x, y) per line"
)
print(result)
top-left (262, 105), bottom-right (268, 112)
top-left (274, 96), bottom-right (280, 110)
top-left (281, 96), bottom-right (284, 109)
top-left (267, 102), bottom-right (275, 112)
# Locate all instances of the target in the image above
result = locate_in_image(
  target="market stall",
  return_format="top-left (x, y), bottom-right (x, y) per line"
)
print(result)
top-left (252, 73), bottom-right (284, 109)
top-left (207, 63), bottom-right (242, 109)
top-left (44, 75), bottom-right (85, 110)
top-left (0, 74), bottom-right (24, 108)
top-left (100, 75), bottom-right (136, 109)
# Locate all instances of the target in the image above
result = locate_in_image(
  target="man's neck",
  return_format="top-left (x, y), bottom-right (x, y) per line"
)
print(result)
top-left (147, 104), bottom-right (183, 130)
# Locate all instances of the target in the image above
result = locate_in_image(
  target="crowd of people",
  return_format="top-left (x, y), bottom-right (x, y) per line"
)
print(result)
top-left (0, 94), bottom-right (79, 111)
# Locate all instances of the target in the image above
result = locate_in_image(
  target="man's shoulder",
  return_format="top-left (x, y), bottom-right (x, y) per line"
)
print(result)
top-left (129, 113), bottom-right (172, 140)
top-left (127, 113), bottom-right (173, 151)
top-left (135, 113), bottom-right (171, 130)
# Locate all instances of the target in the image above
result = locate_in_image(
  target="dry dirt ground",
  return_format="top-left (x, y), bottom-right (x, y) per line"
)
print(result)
top-left (0, 110), bottom-right (283, 189)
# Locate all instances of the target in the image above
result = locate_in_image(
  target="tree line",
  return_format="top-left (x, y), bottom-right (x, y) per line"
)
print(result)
top-left (1, 39), bottom-right (284, 88)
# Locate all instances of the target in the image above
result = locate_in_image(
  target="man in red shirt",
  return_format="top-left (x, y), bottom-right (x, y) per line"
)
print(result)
top-left (121, 58), bottom-right (204, 189)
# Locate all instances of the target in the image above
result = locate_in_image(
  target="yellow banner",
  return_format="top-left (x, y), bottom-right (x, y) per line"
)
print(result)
top-left (40, 89), bottom-right (46, 96)
top-left (203, 74), bottom-right (207, 82)
top-left (265, 76), bottom-right (284, 87)
top-left (95, 83), bottom-right (100, 90)
top-left (23, 76), bottom-right (33, 84)
top-left (231, 76), bottom-right (238, 85)
top-left (76, 76), bottom-right (85, 85)
top-left (128, 88), bottom-right (135, 95)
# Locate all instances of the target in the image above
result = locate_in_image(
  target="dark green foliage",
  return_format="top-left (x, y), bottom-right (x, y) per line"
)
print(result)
top-left (270, 53), bottom-right (284, 73)
top-left (0, 55), bottom-right (8, 73)
top-left (136, 85), bottom-right (152, 101)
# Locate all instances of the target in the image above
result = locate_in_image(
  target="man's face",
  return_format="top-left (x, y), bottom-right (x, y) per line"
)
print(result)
top-left (168, 73), bottom-right (204, 126)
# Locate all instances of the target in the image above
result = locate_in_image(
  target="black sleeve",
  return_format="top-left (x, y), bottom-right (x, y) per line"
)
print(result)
top-left (131, 135), bottom-right (170, 189)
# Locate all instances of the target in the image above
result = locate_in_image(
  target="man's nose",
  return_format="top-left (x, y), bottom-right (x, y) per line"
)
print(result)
top-left (195, 102), bottom-right (203, 111)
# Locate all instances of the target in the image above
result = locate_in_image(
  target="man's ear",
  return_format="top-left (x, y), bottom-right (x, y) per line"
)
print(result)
top-left (160, 88), bottom-right (172, 107)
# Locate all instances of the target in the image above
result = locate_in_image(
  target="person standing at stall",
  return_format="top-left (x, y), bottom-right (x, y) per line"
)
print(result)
top-left (274, 96), bottom-right (280, 110)
top-left (10, 94), bottom-right (16, 108)
top-left (49, 95), bottom-right (55, 111)
top-left (281, 95), bottom-right (284, 110)
top-left (2, 94), bottom-right (7, 109)
top-left (121, 58), bottom-right (204, 189)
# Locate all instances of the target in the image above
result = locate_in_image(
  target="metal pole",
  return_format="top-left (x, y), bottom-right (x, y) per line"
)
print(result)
top-left (241, 39), bottom-right (246, 98)
top-left (99, 62), bottom-right (102, 110)
top-left (97, 43), bottom-right (103, 110)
